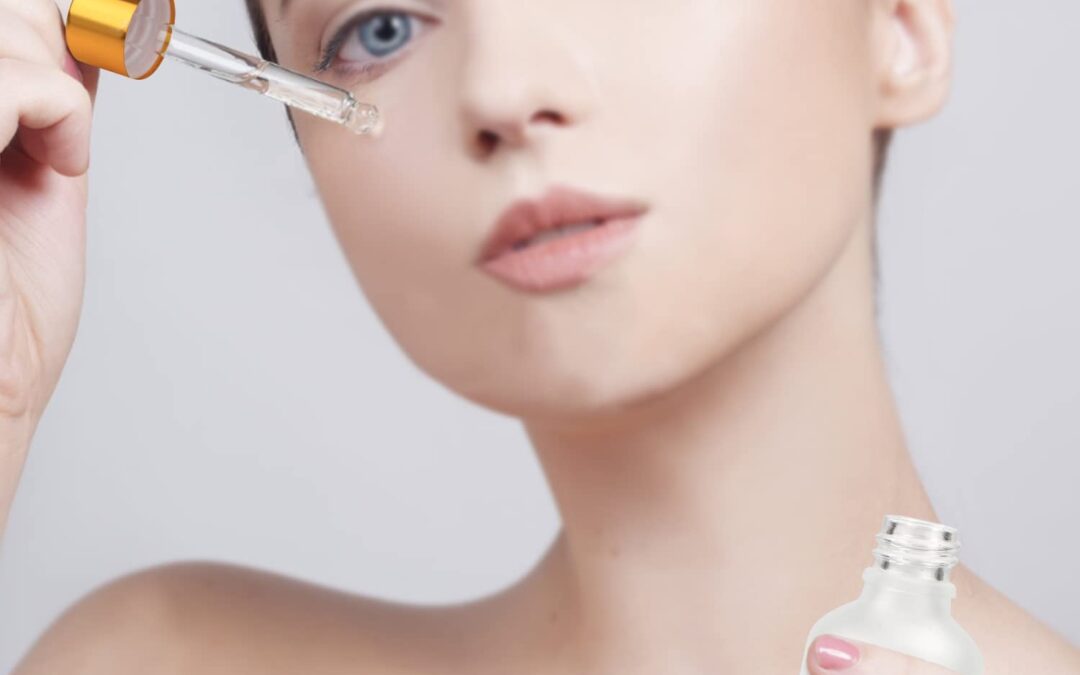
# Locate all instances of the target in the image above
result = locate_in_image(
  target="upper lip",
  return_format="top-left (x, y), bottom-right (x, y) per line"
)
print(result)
top-left (476, 185), bottom-right (649, 263)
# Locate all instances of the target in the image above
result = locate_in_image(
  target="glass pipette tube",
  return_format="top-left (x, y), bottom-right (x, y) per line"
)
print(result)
top-left (154, 26), bottom-right (382, 136)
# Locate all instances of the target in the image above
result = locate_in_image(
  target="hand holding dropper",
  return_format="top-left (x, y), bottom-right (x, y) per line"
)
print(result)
top-left (65, 0), bottom-right (383, 135)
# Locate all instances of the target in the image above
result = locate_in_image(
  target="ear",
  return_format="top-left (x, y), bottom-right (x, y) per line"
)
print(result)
top-left (871, 0), bottom-right (955, 129)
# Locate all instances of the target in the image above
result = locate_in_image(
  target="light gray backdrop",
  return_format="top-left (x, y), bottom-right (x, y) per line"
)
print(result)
top-left (1, 0), bottom-right (1077, 669)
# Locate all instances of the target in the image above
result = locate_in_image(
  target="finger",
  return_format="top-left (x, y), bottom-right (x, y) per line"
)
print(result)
top-left (73, 60), bottom-right (100, 106)
top-left (0, 8), bottom-right (57, 66)
top-left (806, 634), bottom-right (959, 674)
top-left (0, 59), bottom-right (93, 177)
top-left (0, 0), bottom-right (68, 61)
top-left (60, 49), bottom-right (101, 106)
top-left (51, 2), bottom-right (102, 105)
top-left (0, 4), bottom-right (100, 104)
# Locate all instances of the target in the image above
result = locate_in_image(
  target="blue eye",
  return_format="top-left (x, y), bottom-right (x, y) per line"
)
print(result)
top-left (317, 10), bottom-right (419, 72)
top-left (355, 12), bottom-right (412, 57)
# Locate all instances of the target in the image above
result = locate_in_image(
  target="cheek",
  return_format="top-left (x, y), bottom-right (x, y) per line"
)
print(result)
top-left (298, 103), bottom-right (524, 399)
top-left (300, 73), bottom-right (474, 303)
top-left (483, 2), bottom-right (879, 410)
top-left (620, 3), bottom-right (877, 367)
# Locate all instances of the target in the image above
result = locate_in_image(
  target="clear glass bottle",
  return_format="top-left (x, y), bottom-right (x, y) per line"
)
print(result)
top-left (798, 515), bottom-right (984, 675)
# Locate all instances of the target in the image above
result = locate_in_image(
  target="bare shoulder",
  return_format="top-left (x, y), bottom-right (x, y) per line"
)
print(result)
top-left (13, 560), bottom-right (484, 675)
top-left (952, 565), bottom-right (1080, 675)
top-left (13, 561), bottom-right (185, 675)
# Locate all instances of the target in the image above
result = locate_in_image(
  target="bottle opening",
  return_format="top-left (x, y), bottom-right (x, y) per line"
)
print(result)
top-left (873, 515), bottom-right (960, 581)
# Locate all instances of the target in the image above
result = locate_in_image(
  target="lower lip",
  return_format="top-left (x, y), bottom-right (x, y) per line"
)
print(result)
top-left (479, 215), bottom-right (643, 293)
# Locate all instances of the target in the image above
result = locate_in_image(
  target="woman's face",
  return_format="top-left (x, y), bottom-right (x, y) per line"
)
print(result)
top-left (263, 0), bottom-right (889, 420)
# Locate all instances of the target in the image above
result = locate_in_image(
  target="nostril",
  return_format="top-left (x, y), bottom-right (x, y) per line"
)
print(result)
top-left (473, 109), bottom-right (566, 157)
top-left (532, 109), bottom-right (564, 125)
top-left (477, 129), bottom-right (499, 154)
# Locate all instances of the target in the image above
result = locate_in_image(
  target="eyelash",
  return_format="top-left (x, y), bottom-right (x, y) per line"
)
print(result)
top-left (314, 8), bottom-right (426, 75)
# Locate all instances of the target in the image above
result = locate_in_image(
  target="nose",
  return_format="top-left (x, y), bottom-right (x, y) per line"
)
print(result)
top-left (456, 3), bottom-right (596, 160)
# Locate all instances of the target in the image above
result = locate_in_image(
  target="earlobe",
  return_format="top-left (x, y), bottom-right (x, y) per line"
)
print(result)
top-left (873, 0), bottom-right (955, 129)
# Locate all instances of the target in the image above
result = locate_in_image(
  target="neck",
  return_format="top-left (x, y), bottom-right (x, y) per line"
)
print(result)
top-left (516, 220), bottom-right (944, 672)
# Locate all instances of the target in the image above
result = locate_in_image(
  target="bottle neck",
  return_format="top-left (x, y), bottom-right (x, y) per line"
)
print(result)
top-left (859, 566), bottom-right (956, 616)
top-left (854, 515), bottom-right (962, 616)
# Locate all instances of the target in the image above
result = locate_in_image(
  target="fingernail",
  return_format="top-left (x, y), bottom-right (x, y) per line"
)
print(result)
top-left (813, 635), bottom-right (860, 670)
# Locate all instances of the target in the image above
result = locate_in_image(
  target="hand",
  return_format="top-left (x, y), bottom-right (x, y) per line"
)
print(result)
top-left (806, 634), bottom-right (961, 674)
top-left (0, 0), bottom-right (100, 530)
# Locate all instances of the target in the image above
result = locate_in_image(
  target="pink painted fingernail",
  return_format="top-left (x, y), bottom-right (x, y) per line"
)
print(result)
top-left (813, 635), bottom-right (860, 670)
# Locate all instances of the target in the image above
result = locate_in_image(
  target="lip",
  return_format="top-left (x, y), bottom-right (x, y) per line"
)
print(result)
top-left (476, 185), bottom-right (649, 292)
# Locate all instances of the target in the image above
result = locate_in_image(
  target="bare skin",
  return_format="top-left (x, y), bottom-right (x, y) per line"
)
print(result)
top-left (2, 0), bottom-right (1079, 673)
top-left (17, 216), bottom-right (1080, 675)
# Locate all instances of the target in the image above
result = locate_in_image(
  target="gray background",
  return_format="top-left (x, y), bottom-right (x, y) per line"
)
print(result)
top-left (1, 0), bottom-right (1077, 668)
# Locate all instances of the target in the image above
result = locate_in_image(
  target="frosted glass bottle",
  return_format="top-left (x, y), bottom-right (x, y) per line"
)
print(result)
top-left (798, 515), bottom-right (983, 675)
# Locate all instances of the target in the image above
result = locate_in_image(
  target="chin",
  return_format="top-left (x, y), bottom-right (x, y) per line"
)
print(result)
top-left (426, 328), bottom-right (729, 424)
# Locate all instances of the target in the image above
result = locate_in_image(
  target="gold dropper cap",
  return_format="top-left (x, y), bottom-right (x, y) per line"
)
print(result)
top-left (66, 0), bottom-right (176, 79)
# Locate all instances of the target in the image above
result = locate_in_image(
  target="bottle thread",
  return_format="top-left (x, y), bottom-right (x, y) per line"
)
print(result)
top-left (872, 515), bottom-right (960, 582)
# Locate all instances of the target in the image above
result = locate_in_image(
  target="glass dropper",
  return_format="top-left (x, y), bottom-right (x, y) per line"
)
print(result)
top-left (155, 26), bottom-right (382, 136)
top-left (65, 0), bottom-right (383, 136)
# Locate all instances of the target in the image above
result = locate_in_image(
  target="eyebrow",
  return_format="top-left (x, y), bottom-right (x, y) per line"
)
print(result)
top-left (281, 0), bottom-right (447, 18)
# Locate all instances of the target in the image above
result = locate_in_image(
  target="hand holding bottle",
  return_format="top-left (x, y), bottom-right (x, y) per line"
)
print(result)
top-left (798, 516), bottom-right (983, 675)
top-left (805, 634), bottom-right (965, 674)
top-left (0, 0), bottom-right (100, 536)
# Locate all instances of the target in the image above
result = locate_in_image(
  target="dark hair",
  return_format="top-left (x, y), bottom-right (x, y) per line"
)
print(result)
top-left (245, 0), bottom-right (301, 145)
top-left (245, 0), bottom-right (278, 71)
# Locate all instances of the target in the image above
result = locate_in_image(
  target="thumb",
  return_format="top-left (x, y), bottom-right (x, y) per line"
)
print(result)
top-left (61, 49), bottom-right (101, 106)
top-left (55, 3), bottom-right (101, 105)
top-left (806, 634), bottom-right (959, 674)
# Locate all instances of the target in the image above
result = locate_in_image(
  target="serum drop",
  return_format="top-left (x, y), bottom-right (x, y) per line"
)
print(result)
top-left (798, 515), bottom-right (984, 675)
